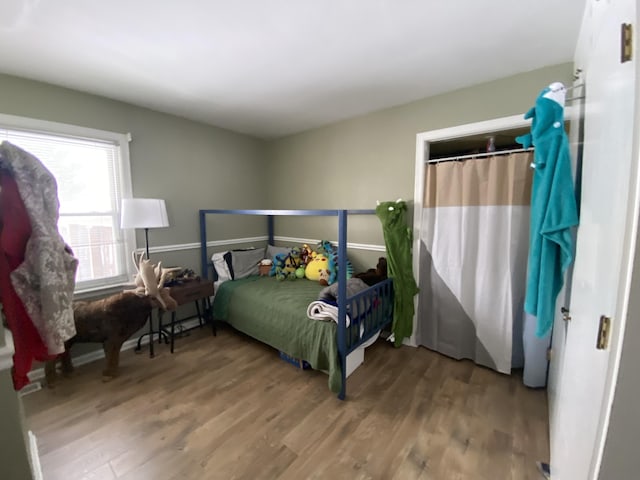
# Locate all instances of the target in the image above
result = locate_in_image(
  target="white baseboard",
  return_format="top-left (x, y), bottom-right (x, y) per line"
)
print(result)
top-left (27, 318), bottom-right (202, 382)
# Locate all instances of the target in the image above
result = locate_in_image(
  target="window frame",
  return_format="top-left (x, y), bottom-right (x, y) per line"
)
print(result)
top-left (0, 113), bottom-right (137, 295)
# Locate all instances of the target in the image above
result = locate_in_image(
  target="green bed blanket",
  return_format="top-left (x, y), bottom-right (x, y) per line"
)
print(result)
top-left (212, 276), bottom-right (342, 393)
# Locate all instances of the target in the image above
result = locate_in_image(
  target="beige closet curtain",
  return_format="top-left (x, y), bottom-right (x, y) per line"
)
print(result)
top-left (418, 152), bottom-right (538, 376)
top-left (424, 152), bottom-right (533, 207)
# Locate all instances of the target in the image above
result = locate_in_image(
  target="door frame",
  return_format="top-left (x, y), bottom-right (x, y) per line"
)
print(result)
top-left (411, 95), bottom-right (637, 476)
top-left (551, 2), bottom-right (639, 476)
top-left (412, 113), bottom-right (536, 346)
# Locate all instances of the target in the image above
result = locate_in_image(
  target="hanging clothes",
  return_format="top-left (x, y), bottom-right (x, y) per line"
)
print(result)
top-left (376, 200), bottom-right (419, 346)
top-left (0, 141), bottom-right (78, 387)
top-left (0, 172), bottom-right (52, 389)
top-left (516, 82), bottom-right (579, 337)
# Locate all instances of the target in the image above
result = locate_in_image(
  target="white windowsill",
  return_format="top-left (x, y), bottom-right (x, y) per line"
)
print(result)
top-left (73, 283), bottom-right (136, 301)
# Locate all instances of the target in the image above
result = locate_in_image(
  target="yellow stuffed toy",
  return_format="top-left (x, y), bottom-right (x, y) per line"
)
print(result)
top-left (282, 254), bottom-right (299, 280)
top-left (305, 252), bottom-right (330, 283)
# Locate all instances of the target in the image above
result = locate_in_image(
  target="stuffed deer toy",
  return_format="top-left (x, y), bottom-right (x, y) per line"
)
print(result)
top-left (45, 252), bottom-right (178, 386)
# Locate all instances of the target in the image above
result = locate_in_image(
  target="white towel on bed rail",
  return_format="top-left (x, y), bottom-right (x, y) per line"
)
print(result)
top-left (306, 300), bottom-right (351, 327)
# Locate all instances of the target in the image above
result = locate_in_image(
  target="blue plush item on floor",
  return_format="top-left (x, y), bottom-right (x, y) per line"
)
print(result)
top-left (536, 461), bottom-right (551, 479)
top-left (279, 351), bottom-right (311, 369)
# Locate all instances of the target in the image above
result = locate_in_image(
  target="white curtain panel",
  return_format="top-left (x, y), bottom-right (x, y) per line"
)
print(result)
top-left (420, 205), bottom-right (529, 373)
top-left (418, 152), bottom-right (534, 375)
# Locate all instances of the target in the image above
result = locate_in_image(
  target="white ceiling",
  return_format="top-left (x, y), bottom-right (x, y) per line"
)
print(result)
top-left (0, 1), bottom-right (585, 139)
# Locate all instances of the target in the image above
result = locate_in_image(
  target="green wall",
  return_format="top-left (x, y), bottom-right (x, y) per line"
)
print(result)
top-left (0, 73), bottom-right (268, 250)
top-left (265, 62), bottom-right (573, 257)
top-left (265, 63), bottom-right (573, 269)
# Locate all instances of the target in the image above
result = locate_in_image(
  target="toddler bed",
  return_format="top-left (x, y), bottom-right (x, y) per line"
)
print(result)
top-left (199, 209), bottom-right (394, 399)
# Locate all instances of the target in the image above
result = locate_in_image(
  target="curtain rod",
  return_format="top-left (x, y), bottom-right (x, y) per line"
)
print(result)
top-left (426, 147), bottom-right (533, 164)
top-left (560, 83), bottom-right (584, 92)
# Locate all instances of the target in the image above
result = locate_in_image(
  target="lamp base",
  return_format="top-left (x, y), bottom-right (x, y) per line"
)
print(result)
top-left (144, 228), bottom-right (150, 259)
top-left (134, 311), bottom-right (169, 358)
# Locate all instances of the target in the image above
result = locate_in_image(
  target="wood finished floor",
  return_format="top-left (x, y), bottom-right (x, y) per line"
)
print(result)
top-left (23, 326), bottom-right (549, 480)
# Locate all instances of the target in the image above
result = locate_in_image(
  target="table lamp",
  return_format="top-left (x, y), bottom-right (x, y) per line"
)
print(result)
top-left (120, 198), bottom-right (169, 259)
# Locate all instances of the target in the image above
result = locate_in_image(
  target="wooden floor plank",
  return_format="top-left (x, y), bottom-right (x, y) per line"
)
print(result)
top-left (23, 326), bottom-right (549, 479)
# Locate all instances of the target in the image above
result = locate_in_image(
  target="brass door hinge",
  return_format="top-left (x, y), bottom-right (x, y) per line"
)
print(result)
top-left (596, 315), bottom-right (611, 350)
top-left (621, 23), bottom-right (633, 63)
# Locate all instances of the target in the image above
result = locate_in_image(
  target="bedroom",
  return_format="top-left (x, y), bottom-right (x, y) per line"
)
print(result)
top-left (1, 1), bottom-right (639, 479)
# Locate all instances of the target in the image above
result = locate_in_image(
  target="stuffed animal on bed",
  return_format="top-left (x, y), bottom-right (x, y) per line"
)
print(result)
top-left (300, 244), bottom-right (313, 266)
top-left (269, 253), bottom-right (285, 277)
top-left (259, 259), bottom-right (272, 276)
top-left (315, 240), bottom-right (354, 285)
top-left (305, 251), bottom-right (332, 284)
top-left (271, 251), bottom-right (300, 281)
top-left (290, 247), bottom-right (303, 269)
top-left (354, 257), bottom-right (388, 286)
top-left (318, 268), bottom-right (330, 286)
top-left (289, 247), bottom-right (307, 278)
top-left (283, 253), bottom-right (299, 280)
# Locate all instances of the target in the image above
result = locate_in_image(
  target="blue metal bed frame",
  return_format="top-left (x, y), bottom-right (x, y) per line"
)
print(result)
top-left (199, 209), bottom-right (393, 400)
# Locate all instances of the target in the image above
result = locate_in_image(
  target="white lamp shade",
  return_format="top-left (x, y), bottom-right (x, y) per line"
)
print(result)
top-left (121, 198), bottom-right (169, 229)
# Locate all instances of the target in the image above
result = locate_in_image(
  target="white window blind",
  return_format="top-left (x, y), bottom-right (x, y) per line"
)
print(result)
top-left (0, 117), bottom-right (134, 292)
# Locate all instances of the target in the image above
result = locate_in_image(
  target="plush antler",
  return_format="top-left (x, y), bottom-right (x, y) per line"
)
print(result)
top-left (154, 261), bottom-right (163, 284)
top-left (137, 256), bottom-right (167, 310)
top-left (132, 250), bottom-right (145, 289)
top-left (158, 266), bottom-right (182, 288)
top-left (130, 250), bottom-right (180, 310)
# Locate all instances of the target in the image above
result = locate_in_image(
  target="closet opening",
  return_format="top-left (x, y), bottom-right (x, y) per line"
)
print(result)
top-left (413, 114), bottom-right (573, 386)
top-left (427, 126), bottom-right (531, 162)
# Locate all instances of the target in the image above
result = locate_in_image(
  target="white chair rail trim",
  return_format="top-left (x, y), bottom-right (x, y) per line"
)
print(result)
top-left (148, 236), bottom-right (385, 255)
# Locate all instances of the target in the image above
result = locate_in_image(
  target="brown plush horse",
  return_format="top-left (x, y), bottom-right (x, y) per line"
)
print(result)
top-left (44, 289), bottom-right (177, 386)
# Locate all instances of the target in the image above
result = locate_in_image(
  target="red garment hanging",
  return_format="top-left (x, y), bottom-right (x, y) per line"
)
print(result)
top-left (0, 172), bottom-right (52, 390)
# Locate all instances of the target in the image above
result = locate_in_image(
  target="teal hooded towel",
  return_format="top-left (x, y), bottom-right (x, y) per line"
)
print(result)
top-left (376, 200), bottom-right (419, 346)
top-left (516, 82), bottom-right (579, 337)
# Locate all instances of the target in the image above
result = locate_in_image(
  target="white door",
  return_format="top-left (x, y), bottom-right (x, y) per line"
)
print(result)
top-left (549, 1), bottom-right (638, 479)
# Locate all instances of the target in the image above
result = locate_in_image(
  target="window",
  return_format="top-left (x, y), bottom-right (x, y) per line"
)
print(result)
top-left (0, 114), bottom-right (135, 292)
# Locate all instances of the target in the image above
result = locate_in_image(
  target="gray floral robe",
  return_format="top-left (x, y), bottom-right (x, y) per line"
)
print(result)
top-left (0, 141), bottom-right (78, 354)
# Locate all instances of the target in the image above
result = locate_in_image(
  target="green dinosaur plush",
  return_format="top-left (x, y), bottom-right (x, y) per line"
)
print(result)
top-left (376, 200), bottom-right (419, 347)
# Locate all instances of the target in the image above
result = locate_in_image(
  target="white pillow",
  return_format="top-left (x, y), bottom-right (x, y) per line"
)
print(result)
top-left (211, 252), bottom-right (232, 282)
